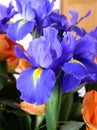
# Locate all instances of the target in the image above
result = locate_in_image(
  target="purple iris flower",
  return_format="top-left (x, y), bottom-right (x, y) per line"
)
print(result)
top-left (7, 0), bottom-right (56, 41)
top-left (89, 26), bottom-right (97, 39)
top-left (0, 2), bottom-right (17, 33)
top-left (68, 10), bottom-right (91, 37)
top-left (14, 27), bottom-right (63, 105)
top-left (61, 33), bottom-right (97, 92)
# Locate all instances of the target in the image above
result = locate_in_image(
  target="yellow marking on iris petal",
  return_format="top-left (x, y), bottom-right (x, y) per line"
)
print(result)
top-left (70, 59), bottom-right (82, 64)
top-left (33, 68), bottom-right (42, 83)
top-left (70, 59), bottom-right (85, 67)
top-left (6, 21), bottom-right (13, 24)
top-left (20, 19), bottom-right (27, 25)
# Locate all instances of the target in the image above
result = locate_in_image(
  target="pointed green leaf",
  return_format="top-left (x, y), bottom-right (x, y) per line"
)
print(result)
top-left (60, 121), bottom-right (84, 130)
top-left (59, 93), bottom-right (73, 121)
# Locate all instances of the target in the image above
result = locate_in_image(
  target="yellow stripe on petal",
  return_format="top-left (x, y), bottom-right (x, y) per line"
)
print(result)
top-left (70, 59), bottom-right (85, 67)
top-left (70, 59), bottom-right (82, 64)
top-left (33, 68), bottom-right (43, 86)
top-left (20, 19), bottom-right (27, 25)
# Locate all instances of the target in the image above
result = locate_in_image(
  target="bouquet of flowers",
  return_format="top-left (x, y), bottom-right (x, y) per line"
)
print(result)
top-left (0, 0), bottom-right (97, 130)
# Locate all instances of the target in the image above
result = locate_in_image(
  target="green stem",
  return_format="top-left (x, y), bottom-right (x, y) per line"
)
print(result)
top-left (45, 81), bottom-right (60, 130)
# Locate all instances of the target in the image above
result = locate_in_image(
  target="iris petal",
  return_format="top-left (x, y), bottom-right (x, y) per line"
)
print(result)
top-left (62, 61), bottom-right (88, 79)
top-left (7, 20), bottom-right (34, 41)
top-left (61, 61), bottom-right (89, 92)
top-left (17, 67), bottom-right (56, 105)
top-left (26, 27), bottom-right (62, 68)
top-left (62, 74), bottom-right (81, 92)
top-left (74, 35), bottom-right (97, 61)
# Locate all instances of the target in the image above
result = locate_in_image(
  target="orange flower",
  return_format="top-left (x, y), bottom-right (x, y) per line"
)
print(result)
top-left (7, 55), bottom-right (19, 72)
top-left (16, 101), bottom-right (46, 115)
top-left (0, 34), bottom-right (24, 72)
top-left (94, 57), bottom-right (97, 64)
top-left (16, 59), bottom-right (31, 72)
top-left (0, 34), bottom-right (23, 61)
top-left (81, 90), bottom-right (97, 130)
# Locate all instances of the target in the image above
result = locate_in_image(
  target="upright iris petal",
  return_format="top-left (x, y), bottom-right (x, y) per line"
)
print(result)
top-left (26, 27), bottom-right (62, 68)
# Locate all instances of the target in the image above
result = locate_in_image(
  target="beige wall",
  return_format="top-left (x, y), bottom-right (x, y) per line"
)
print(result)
top-left (61, 0), bottom-right (97, 32)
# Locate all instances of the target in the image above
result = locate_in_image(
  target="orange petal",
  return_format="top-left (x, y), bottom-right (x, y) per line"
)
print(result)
top-left (16, 101), bottom-right (46, 115)
top-left (16, 59), bottom-right (31, 72)
top-left (81, 90), bottom-right (97, 130)
top-left (7, 55), bottom-right (19, 72)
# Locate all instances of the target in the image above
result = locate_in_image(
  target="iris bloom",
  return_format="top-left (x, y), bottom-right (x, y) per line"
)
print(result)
top-left (61, 33), bottom-right (97, 92)
top-left (7, 0), bottom-right (56, 41)
top-left (81, 90), bottom-right (97, 130)
top-left (15, 27), bottom-right (63, 105)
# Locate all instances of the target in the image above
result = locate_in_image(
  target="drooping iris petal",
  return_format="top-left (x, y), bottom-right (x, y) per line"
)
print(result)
top-left (26, 27), bottom-right (62, 68)
top-left (74, 34), bottom-right (97, 61)
top-left (17, 67), bottom-right (56, 105)
top-left (62, 74), bottom-right (81, 92)
top-left (14, 46), bottom-right (29, 62)
top-left (7, 20), bottom-right (35, 41)
top-left (62, 61), bottom-right (88, 79)
top-left (71, 26), bottom-right (86, 37)
top-left (61, 61), bottom-right (88, 92)
top-left (79, 58), bottom-right (97, 74)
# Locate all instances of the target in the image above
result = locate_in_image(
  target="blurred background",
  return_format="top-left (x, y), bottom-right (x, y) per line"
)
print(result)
top-left (61, 0), bottom-right (97, 32)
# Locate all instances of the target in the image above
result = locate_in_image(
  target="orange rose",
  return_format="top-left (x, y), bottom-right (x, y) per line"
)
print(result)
top-left (7, 55), bottom-right (19, 72)
top-left (16, 59), bottom-right (31, 72)
top-left (0, 34), bottom-right (24, 72)
top-left (81, 90), bottom-right (97, 130)
top-left (15, 101), bottom-right (46, 115)
top-left (0, 34), bottom-right (23, 61)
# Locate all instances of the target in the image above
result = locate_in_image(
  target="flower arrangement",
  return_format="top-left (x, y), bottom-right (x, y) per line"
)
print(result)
top-left (0, 0), bottom-right (97, 130)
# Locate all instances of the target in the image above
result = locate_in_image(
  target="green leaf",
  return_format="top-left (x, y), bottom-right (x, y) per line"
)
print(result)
top-left (69, 102), bottom-right (82, 121)
top-left (45, 82), bottom-right (60, 130)
top-left (60, 121), bottom-right (84, 130)
top-left (0, 112), bottom-right (10, 130)
top-left (0, 61), bottom-right (8, 75)
top-left (0, 74), bottom-right (20, 99)
top-left (35, 115), bottom-right (45, 130)
top-left (18, 114), bottom-right (32, 130)
top-left (59, 93), bottom-right (73, 121)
